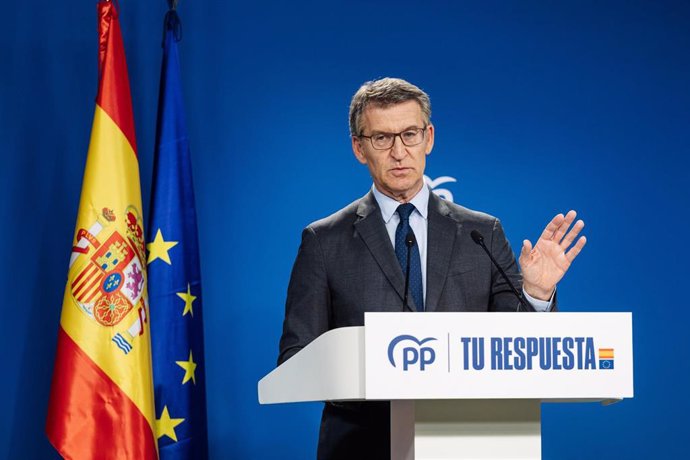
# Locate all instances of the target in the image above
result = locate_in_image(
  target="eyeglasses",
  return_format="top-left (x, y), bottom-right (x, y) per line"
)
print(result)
top-left (358, 126), bottom-right (427, 150)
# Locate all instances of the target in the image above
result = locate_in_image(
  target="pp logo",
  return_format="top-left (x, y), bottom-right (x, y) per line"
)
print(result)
top-left (387, 335), bottom-right (437, 371)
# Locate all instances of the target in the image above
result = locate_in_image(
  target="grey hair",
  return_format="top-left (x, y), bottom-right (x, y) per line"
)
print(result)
top-left (349, 77), bottom-right (431, 136)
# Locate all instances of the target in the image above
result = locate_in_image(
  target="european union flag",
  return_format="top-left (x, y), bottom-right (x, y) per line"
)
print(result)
top-left (147, 6), bottom-right (208, 459)
top-left (599, 359), bottom-right (614, 370)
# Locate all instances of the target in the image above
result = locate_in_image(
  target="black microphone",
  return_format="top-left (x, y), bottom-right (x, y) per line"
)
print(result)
top-left (402, 231), bottom-right (415, 311)
top-left (470, 229), bottom-right (530, 312)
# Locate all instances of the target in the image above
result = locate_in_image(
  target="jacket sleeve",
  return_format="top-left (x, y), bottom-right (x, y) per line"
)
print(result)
top-left (277, 226), bottom-right (332, 365)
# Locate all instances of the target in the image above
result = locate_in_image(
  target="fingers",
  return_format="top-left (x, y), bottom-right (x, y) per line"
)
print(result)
top-left (566, 235), bottom-right (587, 262)
top-left (540, 210), bottom-right (584, 246)
top-left (560, 218), bottom-right (585, 249)
top-left (551, 210), bottom-right (577, 242)
top-left (539, 214), bottom-right (564, 241)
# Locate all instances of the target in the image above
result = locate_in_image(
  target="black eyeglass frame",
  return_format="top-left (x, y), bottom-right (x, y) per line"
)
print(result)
top-left (357, 125), bottom-right (428, 150)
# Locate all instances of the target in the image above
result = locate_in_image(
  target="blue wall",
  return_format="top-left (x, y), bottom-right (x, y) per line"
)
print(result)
top-left (2, 1), bottom-right (689, 458)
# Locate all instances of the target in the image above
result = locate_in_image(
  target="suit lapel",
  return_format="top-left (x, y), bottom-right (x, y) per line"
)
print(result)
top-left (425, 193), bottom-right (459, 311)
top-left (354, 192), bottom-right (408, 306)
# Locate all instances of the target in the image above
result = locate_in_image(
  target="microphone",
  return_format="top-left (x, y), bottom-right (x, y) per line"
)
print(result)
top-left (470, 230), bottom-right (530, 312)
top-left (402, 231), bottom-right (415, 311)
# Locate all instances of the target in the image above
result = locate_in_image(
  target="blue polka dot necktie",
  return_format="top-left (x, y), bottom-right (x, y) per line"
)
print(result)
top-left (395, 203), bottom-right (424, 311)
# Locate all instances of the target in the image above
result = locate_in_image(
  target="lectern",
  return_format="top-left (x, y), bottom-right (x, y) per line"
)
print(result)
top-left (259, 312), bottom-right (633, 459)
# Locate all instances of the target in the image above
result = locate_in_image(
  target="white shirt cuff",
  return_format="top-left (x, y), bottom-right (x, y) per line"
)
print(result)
top-left (523, 288), bottom-right (555, 312)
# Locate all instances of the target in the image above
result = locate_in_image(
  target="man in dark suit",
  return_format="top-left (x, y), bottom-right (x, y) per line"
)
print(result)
top-left (278, 78), bottom-right (586, 459)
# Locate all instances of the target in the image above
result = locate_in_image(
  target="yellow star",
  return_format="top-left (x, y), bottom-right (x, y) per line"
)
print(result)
top-left (155, 405), bottom-right (184, 442)
top-left (177, 283), bottom-right (197, 317)
top-left (147, 229), bottom-right (178, 264)
top-left (176, 350), bottom-right (198, 385)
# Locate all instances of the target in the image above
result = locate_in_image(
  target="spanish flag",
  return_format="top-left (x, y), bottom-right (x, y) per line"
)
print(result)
top-left (46, 2), bottom-right (157, 459)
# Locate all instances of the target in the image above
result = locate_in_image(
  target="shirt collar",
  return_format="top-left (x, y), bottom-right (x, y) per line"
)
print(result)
top-left (371, 183), bottom-right (430, 223)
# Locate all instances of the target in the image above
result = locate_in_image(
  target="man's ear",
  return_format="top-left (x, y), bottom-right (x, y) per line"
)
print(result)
top-left (352, 136), bottom-right (368, 165)
top-left (425, 123), bottom-right (435, 155)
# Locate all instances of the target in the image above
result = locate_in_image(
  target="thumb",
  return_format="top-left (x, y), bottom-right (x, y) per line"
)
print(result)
top-left (520, 239), bottom-right (532, 261)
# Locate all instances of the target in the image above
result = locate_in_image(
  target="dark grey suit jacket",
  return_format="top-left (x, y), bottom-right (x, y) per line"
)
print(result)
top-left (278, 189), bottom-right (536, 365)
top-left (277, 189), bottom-right (548, 458)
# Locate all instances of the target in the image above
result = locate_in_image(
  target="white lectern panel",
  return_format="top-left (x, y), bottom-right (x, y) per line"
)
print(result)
top-left (365, 312), bottom-right (633, 400)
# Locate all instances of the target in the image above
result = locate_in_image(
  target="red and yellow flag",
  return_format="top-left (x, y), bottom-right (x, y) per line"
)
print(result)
top-left (599, 348), bottom-right (615, 359)
top-left (46, 2), bottom-right (157, 459)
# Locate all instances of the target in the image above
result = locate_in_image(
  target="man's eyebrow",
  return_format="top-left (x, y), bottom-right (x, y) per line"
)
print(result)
top-left (369, 125), bottom-right (422, 135)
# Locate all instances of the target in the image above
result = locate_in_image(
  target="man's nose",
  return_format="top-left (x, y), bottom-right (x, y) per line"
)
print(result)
top-left (390, 135), bottom-right (407, 159)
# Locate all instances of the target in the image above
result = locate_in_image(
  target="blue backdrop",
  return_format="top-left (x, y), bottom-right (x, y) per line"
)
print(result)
top-left (2, 1), bottom-right (689, 458)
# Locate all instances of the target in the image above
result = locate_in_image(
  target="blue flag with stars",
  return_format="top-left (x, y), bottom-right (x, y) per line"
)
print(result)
top-left (147, 6), bottom-right (209, 459)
